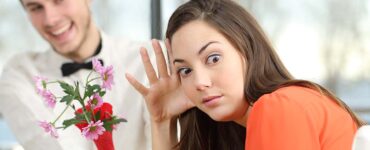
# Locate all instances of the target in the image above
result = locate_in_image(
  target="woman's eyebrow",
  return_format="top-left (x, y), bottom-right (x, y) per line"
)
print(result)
top-left (173, 41), bottom-right (219, 65)
top-left (198, 41), bottom-right (219, 55)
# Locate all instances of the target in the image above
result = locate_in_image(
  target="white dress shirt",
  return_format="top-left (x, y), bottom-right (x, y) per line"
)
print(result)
top-left (352, 125), bottom-right (370, 150)
top-left (0, 32), bottom-right (152, 150)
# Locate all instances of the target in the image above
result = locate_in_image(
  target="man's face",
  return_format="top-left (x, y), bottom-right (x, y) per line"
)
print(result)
top-left (22, 0), bottom-right (92, 55)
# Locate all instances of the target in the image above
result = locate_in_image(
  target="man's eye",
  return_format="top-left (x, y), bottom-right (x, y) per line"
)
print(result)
top-left (177, 68), bottom-right (192, 77)
top-left (206, 54), bottom-right (221, 64)
top-left (29, 5), bottom-right (43, 12)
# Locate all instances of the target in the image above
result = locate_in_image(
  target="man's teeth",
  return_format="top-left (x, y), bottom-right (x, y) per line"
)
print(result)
top-left (52, 25), bottom-right (70, 36)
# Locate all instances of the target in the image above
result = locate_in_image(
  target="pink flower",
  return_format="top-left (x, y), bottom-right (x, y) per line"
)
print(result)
top-left (33, 76), bottom-right (56, 108)
top-left (41, 90), bottom-right (57, 108)
top-left (92, 58), bottom-right (104, 73)
top-left (38, 121), bottom-right (59, 138)
top-left (88, 93), bottom-right (103, 109)
top-left (100, 66), bottom-right (114, 90)
top-left (82, 120), bottom-right (106, 140)
top-left (92, 57), bottom-right (114, 90)
top-left (33, 76), bottom-right (47, 94)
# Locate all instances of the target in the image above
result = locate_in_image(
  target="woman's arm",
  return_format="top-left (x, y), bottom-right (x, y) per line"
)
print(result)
top-left (151, 118), bottom-right (178, 150)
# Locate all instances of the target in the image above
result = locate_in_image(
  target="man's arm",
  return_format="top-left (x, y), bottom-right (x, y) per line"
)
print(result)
top-left (0, 55), bottom-right (90, 150)
top-left (0, 66), bottom-right (63, 150)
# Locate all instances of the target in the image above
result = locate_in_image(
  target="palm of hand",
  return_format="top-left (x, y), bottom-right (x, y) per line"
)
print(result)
top-left (126, 39), bottom-right (194, 123)
top-left (145, 76), bottom-right (189, 122)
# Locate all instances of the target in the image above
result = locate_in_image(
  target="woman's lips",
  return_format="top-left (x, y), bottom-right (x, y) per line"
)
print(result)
top-left (202, 95), bottom-right (222, 107)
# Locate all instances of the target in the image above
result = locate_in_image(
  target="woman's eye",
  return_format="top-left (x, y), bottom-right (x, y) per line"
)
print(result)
top-left (177, 68), bottom-right (192, 77)
top-left (206, 54), bottom-right (221, 64)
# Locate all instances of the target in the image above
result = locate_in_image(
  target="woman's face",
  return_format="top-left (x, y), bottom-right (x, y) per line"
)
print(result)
top-left (171, 20), bottom-right (249, 122)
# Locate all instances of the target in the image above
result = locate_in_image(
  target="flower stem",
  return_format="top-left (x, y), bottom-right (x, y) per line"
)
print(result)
top-left (91, 107), bottom-right (96, 121)
top-left (86, 71), bottom-right (93, 84)
top-left (87, 77), bottom-right (101, 84)
top-left (52, 103), bottom-right (70, 125)
top-left (79, 100), bottom-right (91, 123)
top-left (46, 81), bottom-right (59, 84)
top-left (82, 107), bottom-right (91, 123)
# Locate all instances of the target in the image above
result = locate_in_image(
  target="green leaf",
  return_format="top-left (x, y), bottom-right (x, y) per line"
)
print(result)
top-left (115, 118), bottom-right (128, 123)
top-left (60, 95), bottom-right (74, 104)
top-left (63, 118), bottom-right (83, 129)
top-left (95, 111), bottom-right (101, 120)
top-left (58, 81), bottom-right (75, 96)
top-left (103, 123), bottom-right (113, 131)
top-left (74, 82), bottom-right (82, 100)
top-left (99, 91), bottom-right (106, 97)
top-left (86, 84), bottom-right (101, 98)
top-left (75, 109), bottom-right (93, 123)
top-left (75, 112), bottom-right (87, 120)
top-left (111, 116), bottom-right (128, 123)
top-left (102, 116), bottom-right (127, 131)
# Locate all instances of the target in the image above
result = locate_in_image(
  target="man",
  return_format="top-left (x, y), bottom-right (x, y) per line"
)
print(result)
top-left (0, 0), bottom-right (151, 149)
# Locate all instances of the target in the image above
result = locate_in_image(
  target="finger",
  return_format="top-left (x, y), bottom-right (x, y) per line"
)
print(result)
top-left (152, 39), bottom-right (169, 78)
top-left (165, 39), bottom-right (175, 75)
top-left (140, 47), bottom-right (158, 84)
top-left (125, 73), bottom-right (149, 96)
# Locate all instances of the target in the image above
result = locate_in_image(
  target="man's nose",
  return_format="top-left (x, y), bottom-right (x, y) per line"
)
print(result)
top-left (44, 6), bottom-right (61, 27)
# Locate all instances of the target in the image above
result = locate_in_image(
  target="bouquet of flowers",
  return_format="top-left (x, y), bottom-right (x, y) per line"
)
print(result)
top-left (34, 58), bottom-right (126, 150)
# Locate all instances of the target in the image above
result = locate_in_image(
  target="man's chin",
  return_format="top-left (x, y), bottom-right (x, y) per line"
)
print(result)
top-left (51, 44), bottom-right (77, 55)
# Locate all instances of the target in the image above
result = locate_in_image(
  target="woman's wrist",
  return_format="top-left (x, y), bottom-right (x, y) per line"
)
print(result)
top-left (151, 117), bottom-right (178, 149)
top-left (151, 117), bottom-right (177, 137)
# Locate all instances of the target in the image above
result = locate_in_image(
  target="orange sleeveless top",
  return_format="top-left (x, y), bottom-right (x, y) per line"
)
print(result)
top-left (245, 86), bottom-right (357, 150)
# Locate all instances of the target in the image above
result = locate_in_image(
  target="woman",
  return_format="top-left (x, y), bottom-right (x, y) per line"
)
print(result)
top-left (125, 0), bottom-right (366, 149)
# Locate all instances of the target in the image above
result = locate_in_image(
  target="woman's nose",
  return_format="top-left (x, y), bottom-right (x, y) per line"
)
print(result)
top-left (194, 70), bottom-right (212, 91)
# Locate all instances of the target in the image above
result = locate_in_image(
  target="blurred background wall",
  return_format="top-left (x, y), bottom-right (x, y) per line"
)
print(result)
top-left (0, 0), bottom-right (369, 149)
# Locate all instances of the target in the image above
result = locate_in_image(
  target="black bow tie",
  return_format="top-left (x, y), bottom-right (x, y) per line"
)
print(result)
top-left (61, 59), bottom-right (104, 76)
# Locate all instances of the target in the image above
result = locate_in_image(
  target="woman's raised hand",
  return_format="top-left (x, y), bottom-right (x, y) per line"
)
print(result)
top-left (125, 39), bottom-right (194, 123)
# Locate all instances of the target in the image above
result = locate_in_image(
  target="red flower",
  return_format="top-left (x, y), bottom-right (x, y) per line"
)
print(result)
top-left (75, 102), bottom-right (113, 130)
top-left (75, 102), bottom-right (115, 150)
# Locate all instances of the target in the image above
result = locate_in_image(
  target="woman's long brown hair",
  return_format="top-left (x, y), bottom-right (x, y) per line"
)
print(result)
top-left (166, 0), bottom-right (367, 149)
